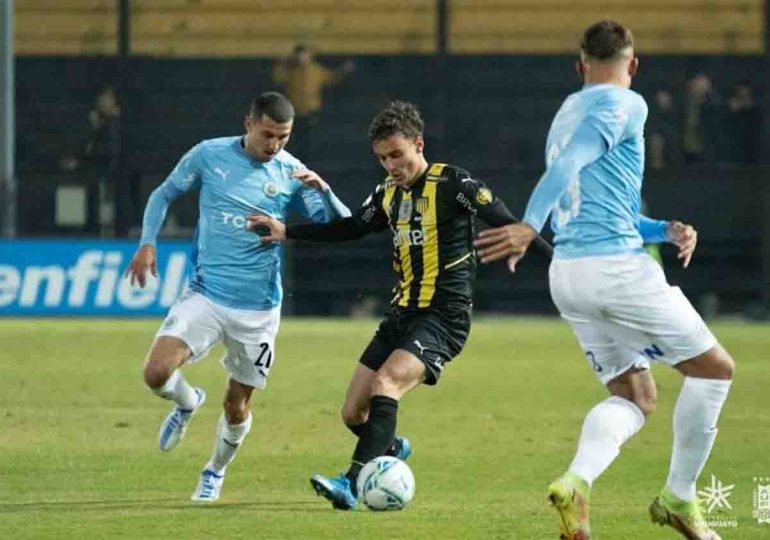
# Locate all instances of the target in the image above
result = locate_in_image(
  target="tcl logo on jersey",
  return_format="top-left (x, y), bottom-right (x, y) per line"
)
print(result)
top-left (393, 228), bottom-right (424, 247)
top-left (221, 211), bottom-right (252, 229)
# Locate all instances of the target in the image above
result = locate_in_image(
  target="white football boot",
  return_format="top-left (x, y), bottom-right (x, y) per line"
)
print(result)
top-left (191, 467), bottom-right (225, 502)
top-left (158, 387), bottom-right (206, 452)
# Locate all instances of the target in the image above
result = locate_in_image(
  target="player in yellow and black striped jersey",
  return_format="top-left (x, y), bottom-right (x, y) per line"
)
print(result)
top-left (248, 101), bottom-right (551, 510)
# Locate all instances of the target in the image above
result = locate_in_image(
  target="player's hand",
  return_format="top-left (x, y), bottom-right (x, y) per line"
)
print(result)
top-left (247, 213), bottom-right (286, 242)
top-left (667, 220), bottom-right (698, 268)
top-left (294, 169), bottom-right (328, 192)
top-left (125, 244), bottom-right (157, 288)
top-left (474, 223), bottom-right (537, 265)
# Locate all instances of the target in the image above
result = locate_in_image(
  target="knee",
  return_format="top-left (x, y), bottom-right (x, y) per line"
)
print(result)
top-left (143, 359), bottom-right (172, 389)
top-left (223, 396), bottom-right (250, 424)
top-left (717, 352), bottom-right (736, 380)
top-left (370, 372), bottom-right (398, 397)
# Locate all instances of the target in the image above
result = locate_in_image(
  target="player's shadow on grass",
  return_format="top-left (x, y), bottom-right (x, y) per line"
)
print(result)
top-left (0, 499), bottom-right (326, 514)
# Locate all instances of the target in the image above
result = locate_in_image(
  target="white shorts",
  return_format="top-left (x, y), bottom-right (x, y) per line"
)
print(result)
top-left (156, 289), bottom-right (281, 389)
top-left (549, 252), bottom-right (717, 385)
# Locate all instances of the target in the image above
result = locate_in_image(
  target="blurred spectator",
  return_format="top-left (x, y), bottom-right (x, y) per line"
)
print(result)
top-left (646, 89), bottom-right (677, 170)
top-left (61, 85), bottom-right (125, 235)
top-left (59, 85), bottom-right (141, 237)
top-left (272, 45), bottom-right (354, 158)
top-left (682, 74), bottom-right (720, 164)
top-left (724, 82), bottom-right (761, 164)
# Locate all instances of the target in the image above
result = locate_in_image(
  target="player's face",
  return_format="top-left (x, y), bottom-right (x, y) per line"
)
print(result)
top-left (372, 134), bottom-right (425, 187)
top-left (244, 114), bottom-right (293, 162)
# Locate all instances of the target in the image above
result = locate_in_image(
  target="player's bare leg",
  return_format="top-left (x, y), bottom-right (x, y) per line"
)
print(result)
top-left (340, 363), bottom-right (411, 460)
top-left (650, 344), bottom-right (733, 540)
top-left (311, 350), bottom-right (423, 510)
top-left (192, 378), bottom-right (254, 502)
top-left (144, 336), bottom-right (206, 452)
top-left (549, 368), bottom-right (654, 539)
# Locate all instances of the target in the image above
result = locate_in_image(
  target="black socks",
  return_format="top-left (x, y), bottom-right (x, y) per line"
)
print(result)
top-left (345, 395), bottom-right (399, 494)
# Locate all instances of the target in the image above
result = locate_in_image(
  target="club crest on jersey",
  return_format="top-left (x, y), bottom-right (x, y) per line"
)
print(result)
top-left (398, 199), bottom-right (413, 221)
top-left (263, 182), bottom-right (280, 197)
top-left (476, 188), bottom-right (493, 205)
top-left (415, 197), bottom-right (429, 215)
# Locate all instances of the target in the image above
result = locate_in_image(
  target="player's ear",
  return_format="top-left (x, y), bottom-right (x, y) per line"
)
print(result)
top-left (575, 60), bottom-right (585, 80)
top-left (415, 136), bottom-right (424, 154)
top-left (629, 57), bottom-right (639, 77)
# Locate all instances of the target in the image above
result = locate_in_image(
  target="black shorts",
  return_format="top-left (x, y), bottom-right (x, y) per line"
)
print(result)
top-left (359, 304), bottom-right (471, 385)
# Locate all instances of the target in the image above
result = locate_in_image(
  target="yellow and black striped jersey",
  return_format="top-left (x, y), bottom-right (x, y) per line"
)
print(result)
top-left (287, 163), bottom-right (519, 309)
top-left (360, 163), bottom-right (517, 308)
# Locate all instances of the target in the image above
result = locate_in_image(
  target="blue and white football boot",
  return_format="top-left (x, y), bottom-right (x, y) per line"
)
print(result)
top-left (158, 387), bottom-right (206, 452)
top-left (191, 467), bottom-right (224, 502)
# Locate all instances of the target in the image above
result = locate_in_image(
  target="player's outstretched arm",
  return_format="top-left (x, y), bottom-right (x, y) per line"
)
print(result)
top-left (475, 119), bottom-right (608, 270)
top-left (293, 169), bottom-right (352, 219)
top-left (125, 144), bottom-right (202, 287)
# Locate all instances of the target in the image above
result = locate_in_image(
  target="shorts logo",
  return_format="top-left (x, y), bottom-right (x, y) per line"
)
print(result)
top-left (641, 343), bottom-right (664, 360)
top-left (476, 188), bottom-right (493, 205)
top-left (163, 315), bottom-right (178, 330)
top-left (263, 182), bottom-right (280, 197)
top-left (413, 340), bottom-right (427, 356)
top-left (586, 350), bottom-right (603, 372)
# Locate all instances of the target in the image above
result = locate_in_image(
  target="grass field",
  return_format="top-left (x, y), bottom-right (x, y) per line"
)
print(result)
top-left (0, 317), bottom-right (767, 539)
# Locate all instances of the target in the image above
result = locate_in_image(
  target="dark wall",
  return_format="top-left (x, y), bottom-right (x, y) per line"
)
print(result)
top-left (15, 55), bottom-right (770, 315)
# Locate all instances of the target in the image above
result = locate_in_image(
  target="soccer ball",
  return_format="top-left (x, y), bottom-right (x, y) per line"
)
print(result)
top-left (357, 456), bottom-right (415, 511)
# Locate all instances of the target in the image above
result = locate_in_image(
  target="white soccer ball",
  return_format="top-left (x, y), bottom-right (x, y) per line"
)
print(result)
top-left (357, 456), bottom-right (415, 511)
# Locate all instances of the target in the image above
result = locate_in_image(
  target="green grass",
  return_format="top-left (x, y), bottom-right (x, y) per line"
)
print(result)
top-left (0, 318), bottom-right (767, 539)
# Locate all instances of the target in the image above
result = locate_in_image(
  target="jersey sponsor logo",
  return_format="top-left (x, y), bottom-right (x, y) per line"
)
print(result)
top-left (0, 241), bottom-right (190, 315)
top-left (476, 188), bottom-right (493, 205)
top-left (360, 205), bottom-right (377, 223)
top-left (220, 211), bottom-right (255, 229)
top-left (398, 199), bottom-right (413, 222)
top-left (263, 182), bottom-right (280, 197)
top-left (456, 192), bottom-right (477, 215)
top-left (393, 228), bottom-right (424, 247)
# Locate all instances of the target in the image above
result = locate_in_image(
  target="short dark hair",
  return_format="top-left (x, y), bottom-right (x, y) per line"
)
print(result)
top-left (249, 92), bottom-right (294, 123)
top-left (580, 21), bottom-right (634, 61)
top-left (368, 101), bottom-right (424, 143)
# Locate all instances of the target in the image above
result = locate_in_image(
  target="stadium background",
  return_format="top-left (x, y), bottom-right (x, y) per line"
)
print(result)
top-left (2, 3), bottom-right (770, 540)
top-left (3, 0), bottom-right (768, 318)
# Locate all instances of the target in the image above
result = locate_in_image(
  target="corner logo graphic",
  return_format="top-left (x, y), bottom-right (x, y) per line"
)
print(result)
top-left (699, 475), bottom-right (734, 513)
top-left (698, 475), bottom-right (738, 530)
top-left (754, 477), bottom-right (770, 525)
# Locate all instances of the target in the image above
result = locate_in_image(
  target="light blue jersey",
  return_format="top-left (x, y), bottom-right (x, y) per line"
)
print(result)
top-left (523, 83), bottom-right (668, 258)
top-left (139, 136), bottom-right (350, 310)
